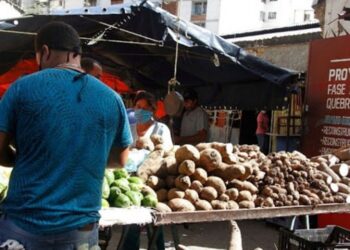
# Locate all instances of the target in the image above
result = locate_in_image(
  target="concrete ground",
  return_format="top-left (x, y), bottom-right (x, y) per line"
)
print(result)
top-left (106, 220), bottom-right (280, 250)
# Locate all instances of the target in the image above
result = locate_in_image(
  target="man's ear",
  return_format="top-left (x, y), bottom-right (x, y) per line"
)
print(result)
top-left (42, 45), bottom-right (50, 60)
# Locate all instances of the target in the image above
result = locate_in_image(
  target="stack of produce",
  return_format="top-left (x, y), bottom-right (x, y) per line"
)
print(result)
top-left (102, 168), bottom-right (158, 209)
top-left (135, 140), bottom-right (350, 212)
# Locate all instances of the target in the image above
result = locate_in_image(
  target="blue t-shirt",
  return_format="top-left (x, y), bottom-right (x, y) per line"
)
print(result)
top-left (0, 68), bottom-right (132, 235)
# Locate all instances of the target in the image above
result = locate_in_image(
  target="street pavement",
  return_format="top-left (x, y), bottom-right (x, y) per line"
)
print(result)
top-left (107, 220), bottom-right (280, 250)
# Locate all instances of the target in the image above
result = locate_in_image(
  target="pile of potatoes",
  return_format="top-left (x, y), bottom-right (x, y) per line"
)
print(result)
top-left (136, 137), bottom-right (350, 212)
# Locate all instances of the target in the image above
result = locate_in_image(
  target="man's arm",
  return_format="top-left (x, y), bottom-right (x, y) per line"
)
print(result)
top-left (0, 132), bottom-right (15, 167)
top-left (176, 129), bottom-right (207, 145)
top-left (107, 146), bottom-right (130, 169)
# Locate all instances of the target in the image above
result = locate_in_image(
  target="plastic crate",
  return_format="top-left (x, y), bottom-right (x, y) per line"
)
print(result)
top-left (278, 225), bottom-right (350, 250)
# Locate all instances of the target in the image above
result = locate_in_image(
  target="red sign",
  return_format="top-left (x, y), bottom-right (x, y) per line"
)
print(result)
top-left (302, 35), bottom-right (350, 157)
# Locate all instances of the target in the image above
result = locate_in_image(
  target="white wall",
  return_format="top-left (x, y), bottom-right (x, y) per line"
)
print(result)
top-left (323, 0), bottom-right (350, 38)
top-left (205, 0), bottom-right (220, 33)
top-left (0, 2), bottom-right (21, 19)
top-left (178, 0), bottom-right (192, 21)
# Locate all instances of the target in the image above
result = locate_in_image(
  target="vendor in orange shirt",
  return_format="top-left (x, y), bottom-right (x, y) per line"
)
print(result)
top-left (256, 110), bottom-right (269, 154)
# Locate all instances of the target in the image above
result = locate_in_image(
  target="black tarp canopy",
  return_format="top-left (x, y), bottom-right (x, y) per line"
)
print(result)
top-left (0, 1), bottom-right (296, 109)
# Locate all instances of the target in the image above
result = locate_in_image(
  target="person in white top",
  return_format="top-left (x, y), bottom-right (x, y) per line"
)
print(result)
top-left (131, 91), bottom-right (173, 151)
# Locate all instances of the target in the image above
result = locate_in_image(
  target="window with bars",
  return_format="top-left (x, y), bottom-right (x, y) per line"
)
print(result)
top-left (260, 11), bottom-right (265, 21)
top-left (268, 11), bottom-right (277, 19)
top-left (192, 0), bottom-right (207, 16)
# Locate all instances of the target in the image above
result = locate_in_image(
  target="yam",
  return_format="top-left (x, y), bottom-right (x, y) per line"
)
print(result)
top-left (226, 188), bottom-right (239, 201)
top-left (229, 180), bottom-right (258, 194)
top-left (317, 162), bottom-right (341, 183)
top-left (194, 200), bottom-right (213, 210)
top-left (190, 180), bottom-right (203, 193)
top-left (137, 150), bottom-right (164, 180)
top-left (163, 156), bottom-right (178, 175)
top-left (178, 160), bottom-right (196, 176)
top-left (299, 195), bottom-right (311, 205)
top-left (168, 198), bottom-right (195, 212)
top-left (165, 175), bottom-right (176, 188)
top-left (330, 163), bottom-right (349, 177)
top-left (146, 176), bottom-right (165, 191)
top-left (150, 134), bottom-right (164, 146)
top-left (167, 188), bottom-right (185, 200)
top-left (200, 186), bottom-right (218, 201)
top-left (239, 200), bottom-right (255, 209)
top-left (192, 168), bottom-right (208, 184)
top-left (205, 176), bottom-right (226, 195)
top-left (175, 175), bottom-right (191, 191)
top-left (135, 137), bottom-right (154, 151)
top-left (211, 200), bottom-right (228, 210)
top-left (175, 144), bottom-right (200, 163)
top-left (199, 148), bottom-right (222, 172)
top-left (155, 202), bottom-right (172, 213)
top-left (156, 188), bottom-right (168, 202)
top-left (196, 143), bottom-right (211, 152)
top-left (184, 189), bottom-right (199, 204)
top-left (219, 193), bottom-right (230, 202)
top-left (333, 147), bottom-right (350, 161)
top-left (227, 200), bottom-right (239, 210)
top-left (261, 197), bottom-right (274, 208)
top-left (212, 163), bottom-right (246, 182)
top-left (337, 183), bottom-right (350, 194)
top-left (238, 190), bottom-right (253, 202)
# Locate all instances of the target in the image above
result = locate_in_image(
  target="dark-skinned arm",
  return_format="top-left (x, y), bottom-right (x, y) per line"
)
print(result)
top-left (0, 132), bottom-right (15, 167)
top-left (175, 129), bottom-right (207, 146)
top-left (107, 146), bottom-right (130, 169)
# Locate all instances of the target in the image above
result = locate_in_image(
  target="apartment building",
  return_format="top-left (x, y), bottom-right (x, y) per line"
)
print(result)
top-left (5, 0), bottom-right (315, 35)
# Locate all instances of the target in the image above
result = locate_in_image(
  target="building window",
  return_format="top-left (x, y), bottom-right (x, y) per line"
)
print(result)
top-left (261, 0), bottom-right (266, 3)
top-left (260, 11), bottom-right (265, 21)
top-left (270, 0), bottom-right (277, 1)
top-left (195, 22), bottom-right (206, 28)
top-left (192, 1), bottom-right (207, 16)
top-left (84, 0), bottom-right (97, 6)
top-left (304, 11), bottom-right (311, 21)
top-left (268, 11), bottom-right (277, 20)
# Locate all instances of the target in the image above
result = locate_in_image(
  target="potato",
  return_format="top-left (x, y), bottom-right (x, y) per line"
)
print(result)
top-left (167, 188), bottom-right (185, 200)
top-left (192, 168), bottom-right (208, 184)
top-left (226, 188), bottom-right (239, 201)
top-left (194, 200), bottom-right (213, 210)
top-left (190, 180), bottom-right (203, 193)
top-left (136, 137), bottom-right (154, 151)
top-left (163, 156), bottom-right (178, 175)
top-left (200, 186), bottom-right (218, 201)
top-left (178, 160), bottom-right (196, 176)
top-left (239, 200), bottom-right (255, 209)
top-left (146, 176), bottom-right (165, 191)
top-left (229, 180), bottom-right (258, 194)
top-left (211, 200), bottom-right (227, 210)
top-left (155, 202), bottom-right (172, 213)
top-left (219, 193), bottom-right (230, 202)
top-left (184, 189), bottom-right (199, 204)
top-left (227, 200), bottom-right (239, 210)
top-left (150, 134), bottom-right (164, 146)
top-left (175, 144), bottom-right (200, 163)
top-left (196, 143), bottom-right (211, 152)
top-left (212, 163), bottom-right (246, 182)
top-left (137, 150), bottom-right (164, 180)
top-left (299, 195), bottom-right (311, 205)
top-left (165, 175), bottom-right (176, 188)
top-left (238, 190), bottom-right (253, 202)
top-left (168, 198), bottom-right (195, 212)
top-left (205, 176), bottom-right (226, 195)
top-left (199, 149), bottom-right (222, 172)
top-left (175, 175), bottom-right (191, 191)
top-left (156, 189), bottom-right (168, 202)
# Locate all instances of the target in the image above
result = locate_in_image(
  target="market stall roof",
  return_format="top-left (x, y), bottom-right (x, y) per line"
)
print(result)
top-left (0, 1), bottom-right (297, 109)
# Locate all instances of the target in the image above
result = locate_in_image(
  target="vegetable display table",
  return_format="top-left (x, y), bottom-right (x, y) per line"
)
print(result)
top-left (99, 204), bottom-right (350, 250)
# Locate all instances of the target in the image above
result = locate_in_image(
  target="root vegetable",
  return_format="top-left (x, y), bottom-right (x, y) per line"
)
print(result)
top-left (336, 192), bottom-right (350, 203)
top-left (200, 186), bottom-right (218, 201)
top-left (211, 200), bottom-right (228, 210)
top-left (155, 202), bottom-right (172, 213)
top-left (239, 200), bottom-right (255, 209)
top-left (175, 144), bottom-right (200, 163)
top-left (212, 163), bottom-right (246, 182)
top-left (192, 168), bottom-right (208, 184)
top-left (205, 176), bottom-right (226, 195)
top-left (226, 188), bottom-right (239, 201)
top-left (178, 160), bottom-right (196, 176)
top-left (137, 150), bottom-right (164, 180)
top-left (333, 195), bottom-right (345, 203)
top-left (146, 176), bottom-right (165, 191)
top-left (330, 163), bottom-right (349, 177)
top-left (163, 156), bottom-right (178, 175)
top-left (135, 137), bottom-right (154, 151)
top-left (196, 143), bottom-right (211, 152)
top-left (333, 148), bottom-right (350, 161)
top-left (184, 189), bottom-right (199, 204)
top-left (317, 162), bottom-right (341, 183)
top-left (194, 200), bottom-right (213, 210)
top-left (165, 175), bottom-right (176, 188)
top-left (199, 148), bottom-right (222, 172)
top-left (227, 200), bottom-right (239, 210)
top-left (261, 197), bottom-right (274, 208)
top-left (190, 180), bottom-right (203, 193)
top-left (156, 189), bottom-right (168, 202)
top-left (167, 188), bottom-right (185, 200)
top-left (299, 195), bottom-right (311, 205)
top-left (175, 175), bottom-right (191, 191)
top-left (238, 190), bottom-right (253, 202)
top-left (330, 183), bottom-right (339, 193)
top-left (168, 198), bottom-right (196, 212)
top-left (219, 193), bottom-right (230, 202)
top-left (150, 134), bottom-right (164, 146)
top-left (337, 183), bottom-right (350, 194)
top-left (230, 180), bottom-right (258, 194)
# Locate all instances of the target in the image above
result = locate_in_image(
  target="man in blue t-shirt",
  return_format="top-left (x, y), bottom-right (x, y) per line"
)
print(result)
top-left (0, 22), bottom-right (132, 249)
